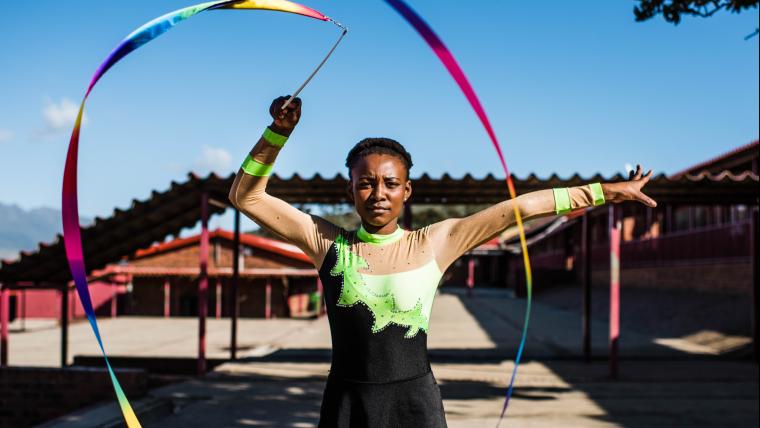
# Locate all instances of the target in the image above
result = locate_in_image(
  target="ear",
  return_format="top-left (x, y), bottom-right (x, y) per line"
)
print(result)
top-left (404, 179), bottom-right (412, 202)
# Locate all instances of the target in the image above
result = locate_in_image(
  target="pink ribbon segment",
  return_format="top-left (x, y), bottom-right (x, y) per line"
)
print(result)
top-left (383, 1), bottom-right (534, 425)
top-left (62, 1), bottom-right (337, 426)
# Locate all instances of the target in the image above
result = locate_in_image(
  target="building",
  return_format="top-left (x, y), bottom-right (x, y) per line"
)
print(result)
top-left (11, 229), bottom-right (320, 322)
top-left (508, 140), bottom-right (758, 294)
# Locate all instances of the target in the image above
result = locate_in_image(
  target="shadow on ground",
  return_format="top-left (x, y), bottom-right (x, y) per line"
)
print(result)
top-left (450, 287), bottom-right (760, 427)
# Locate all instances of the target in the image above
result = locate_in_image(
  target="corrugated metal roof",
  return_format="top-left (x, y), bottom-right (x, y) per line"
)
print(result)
top-left (1, 170), bottom-right (757, 285)
top-left (671, 140), bottom-right (758, 178)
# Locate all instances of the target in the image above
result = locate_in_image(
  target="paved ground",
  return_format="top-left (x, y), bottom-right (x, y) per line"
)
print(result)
top-left (10, 288), bottom-right (758, 427)
top-left (45, 360), bottom-right (758, 427)
top-left (9, 288), bottom-right (747, 367)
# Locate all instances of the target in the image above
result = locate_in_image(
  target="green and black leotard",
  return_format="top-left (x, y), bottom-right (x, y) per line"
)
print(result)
top-left (229, 128), bottom-right (605, 427)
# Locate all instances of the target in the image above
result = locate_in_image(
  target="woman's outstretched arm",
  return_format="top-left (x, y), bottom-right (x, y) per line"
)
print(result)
top-left (228, 96), bottom-right (340, 269)
top-left (428, 166), bottom-right (657, 271)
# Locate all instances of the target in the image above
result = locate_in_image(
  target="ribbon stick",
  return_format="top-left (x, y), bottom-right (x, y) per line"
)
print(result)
top-left (62, 1), bottom-right (343, 426)
top-left (383, 1), bottom-right (533, 425)
top-left (282, 24), bottom-right (348, 110)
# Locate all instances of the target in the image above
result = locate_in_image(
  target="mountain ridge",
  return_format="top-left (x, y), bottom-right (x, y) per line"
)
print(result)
top-left (0, 202), bottom-right (91, 261)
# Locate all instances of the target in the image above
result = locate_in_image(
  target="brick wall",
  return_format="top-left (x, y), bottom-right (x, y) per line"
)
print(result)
top-left (0, 366), bottom-right (148, 427)
top-left (591, 262), bottom-right (752, 293)
top-left (131, 237), bottom-right (313, 270)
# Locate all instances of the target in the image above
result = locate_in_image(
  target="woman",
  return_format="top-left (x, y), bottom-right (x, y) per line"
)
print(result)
top-left (229, 96), bottom-right (656, 427)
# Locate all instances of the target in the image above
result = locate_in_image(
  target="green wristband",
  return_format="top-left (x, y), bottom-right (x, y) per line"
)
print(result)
top-left (553, 188), bottom-right (572, 215)
top-left (262, 127), bottom-right (288, 147)
top-left (589, 182), bottom-right (605, 206)
top-left (240, 154), bottom-right (273, 177)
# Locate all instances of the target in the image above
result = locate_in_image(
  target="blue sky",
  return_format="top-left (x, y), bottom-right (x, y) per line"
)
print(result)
top-left (1, 0), bottom-right (757, 233)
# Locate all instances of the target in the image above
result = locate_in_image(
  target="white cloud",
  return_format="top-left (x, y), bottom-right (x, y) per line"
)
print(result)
top-left (193, 146), bottom-right (233, 176)
top-left (0, 129), bottom-right (13, 144)
top-left (624, 163), bottom-right (634, 175)
top-left (34, 97), bottom-right (87, 140)
top-left (43, 98), bottom-right (81, 130)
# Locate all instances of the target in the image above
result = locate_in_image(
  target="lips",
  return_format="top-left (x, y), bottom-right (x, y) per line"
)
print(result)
top-left (367, 205), bottom-right (390, 213)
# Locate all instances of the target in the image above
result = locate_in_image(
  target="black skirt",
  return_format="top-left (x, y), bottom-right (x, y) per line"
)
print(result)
top-left (318, 371), bottom-right (448, 428)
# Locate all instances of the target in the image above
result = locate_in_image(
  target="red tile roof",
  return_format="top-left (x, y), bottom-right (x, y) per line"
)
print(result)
top-left (134, 228), bottom-right (311, 264)
top-left (671, 140), bottom-right (758, 178)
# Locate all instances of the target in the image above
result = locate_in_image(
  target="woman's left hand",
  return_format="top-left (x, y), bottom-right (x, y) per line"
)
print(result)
top-left (601, 164), bottom-right (657, 207)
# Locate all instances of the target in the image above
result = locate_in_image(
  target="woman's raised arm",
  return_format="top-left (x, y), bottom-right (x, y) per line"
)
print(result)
top-left (228, 96), bottom-right (340, 269)
top-left (428, 166), bottom-right (656, 271)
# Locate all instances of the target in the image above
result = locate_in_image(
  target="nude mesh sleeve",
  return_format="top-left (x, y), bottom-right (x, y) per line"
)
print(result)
top-left (428, 185), bottom-right (602, 271)
top-left (228, 135), bottom-right (341, 270)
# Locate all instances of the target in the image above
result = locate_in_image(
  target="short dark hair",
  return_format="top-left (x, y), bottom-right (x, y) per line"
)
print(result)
top-left (345, 138), bottom-right (413, 179)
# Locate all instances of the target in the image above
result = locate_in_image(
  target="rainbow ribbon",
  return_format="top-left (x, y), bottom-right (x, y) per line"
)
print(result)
top-left (384, 1), bottom-right (533, 425)
top-left (62, 1), bottom-right (339, 426)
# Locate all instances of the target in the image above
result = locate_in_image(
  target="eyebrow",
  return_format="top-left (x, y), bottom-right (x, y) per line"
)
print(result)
top-left (358, 174), bottom-right (400, 180)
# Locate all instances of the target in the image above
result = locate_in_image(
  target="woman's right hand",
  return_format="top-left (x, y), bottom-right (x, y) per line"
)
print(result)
top-left (268, 95), bottom-right (301, 136)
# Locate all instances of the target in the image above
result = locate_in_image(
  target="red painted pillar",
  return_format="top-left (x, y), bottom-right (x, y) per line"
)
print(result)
top-left (215, 279), bottom-right (222, 320)
top-left (751, 205), bottom-right (758, 362)
top-left (230, 209), bottom-right (240, 360)
top-left (163, 279), bottom-right (171, 318)
top-left (21, 289), bottom-right (27, 332)
top-left (609, 206), bottom-right (621, 379)
top-left (265, 279), bottom-right (272, 320)
top-left (582, 211), bottom-right (592, 363)
top-left (61, 286), bottom-right (69, 367)
top-left (198, 193), bottom-right (209, 375)
top-left (466, 257), bottom-right (475, 297)
top-left (1, 285), bottom-right (9, 367)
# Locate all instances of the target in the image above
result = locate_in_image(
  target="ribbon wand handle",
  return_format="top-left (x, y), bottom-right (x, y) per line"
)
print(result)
top-left (282, 25), bottom-right (348, 110)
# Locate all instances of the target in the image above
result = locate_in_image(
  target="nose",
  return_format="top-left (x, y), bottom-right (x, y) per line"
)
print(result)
top-left (369, 182), bottom-right (387, 202)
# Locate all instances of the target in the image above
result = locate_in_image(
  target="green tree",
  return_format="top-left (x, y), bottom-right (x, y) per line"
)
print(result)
top-left (634, 0), bottom-right (758, 24)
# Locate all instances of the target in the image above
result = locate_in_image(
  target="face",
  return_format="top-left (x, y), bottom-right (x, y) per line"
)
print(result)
top-left (348, 153), bottom-right (412, 229)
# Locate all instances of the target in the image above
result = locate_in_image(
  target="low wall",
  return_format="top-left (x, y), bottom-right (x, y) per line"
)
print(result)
top-left (591, 262), bottom-right (752, 293)
top-left (0, 366), bottom-right (148, 427)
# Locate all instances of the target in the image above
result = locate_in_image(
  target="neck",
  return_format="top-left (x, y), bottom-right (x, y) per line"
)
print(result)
top-left (361, 220), bottom-right (399, 235)
top-left (357, 222), bottom-right (403, 245)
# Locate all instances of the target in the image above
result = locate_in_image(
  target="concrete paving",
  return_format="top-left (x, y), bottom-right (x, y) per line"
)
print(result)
top-left (13, 289), bottom-right (758, 427)
top-left (45, 360), bottom-right (758, 427)
top-left (9, 288), bottom-right (737, 367)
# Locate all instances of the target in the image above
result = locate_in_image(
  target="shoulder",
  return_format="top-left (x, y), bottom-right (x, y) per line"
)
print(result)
top-left (404, 221), bottom-right (455, 246)
top-left (309, 214), bottom-right (348, 238)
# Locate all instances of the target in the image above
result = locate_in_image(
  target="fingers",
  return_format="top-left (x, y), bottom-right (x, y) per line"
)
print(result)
top-left (634, 164), bottom-right (643, 180)
top-left (637, 190), bottom-right (657, 208)
top-left (270, 95), bottom-right (288, 118)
